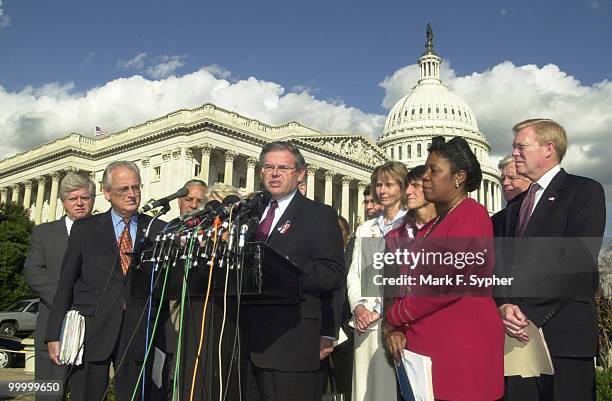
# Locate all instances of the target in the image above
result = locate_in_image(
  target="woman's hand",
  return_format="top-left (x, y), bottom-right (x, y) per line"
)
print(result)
top-left (384, 330), bottom-right (406, 362)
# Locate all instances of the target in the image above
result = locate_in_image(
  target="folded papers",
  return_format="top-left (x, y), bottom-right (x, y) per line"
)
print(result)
top-left (59, 310), bottom-right (85, 365)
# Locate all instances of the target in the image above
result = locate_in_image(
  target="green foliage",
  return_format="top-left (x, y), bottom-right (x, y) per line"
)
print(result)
top-left (0, 202), bottom-right (35, 310)
top-left (600, 245), bottom-right (612, 370)
top-left (597, 368), bottom-right (612, 401)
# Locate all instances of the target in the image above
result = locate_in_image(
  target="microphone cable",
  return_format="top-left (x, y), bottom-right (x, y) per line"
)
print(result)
top-left (189, 217), bottom-right (221, 401)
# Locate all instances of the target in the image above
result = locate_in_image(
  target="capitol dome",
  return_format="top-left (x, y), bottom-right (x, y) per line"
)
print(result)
top-left (377, 24), bottom-right (502, 213)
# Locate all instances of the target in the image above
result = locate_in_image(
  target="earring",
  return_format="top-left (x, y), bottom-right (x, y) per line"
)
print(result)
top-left (454, 181), bottom-right (459, 188)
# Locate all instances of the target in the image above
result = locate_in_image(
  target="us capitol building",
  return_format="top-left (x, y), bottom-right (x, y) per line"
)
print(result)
top-left (0, 27), bottom-right (501, 226)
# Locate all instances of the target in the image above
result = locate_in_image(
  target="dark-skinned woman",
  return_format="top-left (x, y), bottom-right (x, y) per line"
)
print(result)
top-left (383, 136), bottom-right (504, 401)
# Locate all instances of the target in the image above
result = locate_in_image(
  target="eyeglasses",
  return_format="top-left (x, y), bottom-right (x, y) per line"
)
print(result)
top-left (262, 164), bottom-right (297, 174)
top-left (111, 185), bottom-right (143, 196)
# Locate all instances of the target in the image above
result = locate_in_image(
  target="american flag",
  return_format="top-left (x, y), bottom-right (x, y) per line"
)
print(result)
top-left (95, 126), bottom-right (106, 137)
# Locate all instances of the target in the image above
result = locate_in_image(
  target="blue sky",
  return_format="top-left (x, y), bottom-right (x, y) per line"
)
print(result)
top-left (0, 0), bottom-right (611, 233)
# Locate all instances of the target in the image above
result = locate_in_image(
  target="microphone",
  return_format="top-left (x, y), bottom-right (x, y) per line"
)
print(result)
top-left (239, 191), bottom-right (271, 216)
top-left (140, 187), bottom-right (189, 213)
top-left (180, 199), bottom-right (222, 228)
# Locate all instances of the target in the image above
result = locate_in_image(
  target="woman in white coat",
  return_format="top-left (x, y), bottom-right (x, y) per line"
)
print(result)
top-left (347, 161), bottom-right (409, 401)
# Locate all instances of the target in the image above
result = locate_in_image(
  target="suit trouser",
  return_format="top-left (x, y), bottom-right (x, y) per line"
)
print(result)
top-left (35, 348), bottom-right (88, 401)
top-left (245, 362), bottom-right (323, 401)
top-left (75, 311), bottom-right (151, 401)
top-left (504, 356), bottom-right (595, 401)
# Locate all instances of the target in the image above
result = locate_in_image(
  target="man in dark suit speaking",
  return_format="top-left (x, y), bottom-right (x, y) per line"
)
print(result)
top-left (245, 141), bottom-right (345, 401)
top-left (46, 161), bottom-right (165, 401)
top-left (23, 172), bottom-right (95, 401)
top-left (498, 119), bottom-right (606, 401)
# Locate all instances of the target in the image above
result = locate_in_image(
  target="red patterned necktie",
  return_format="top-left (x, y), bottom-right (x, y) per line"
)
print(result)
top-left (254, 200), bottom-right (278, 241)
top-left (118, 218), bottom-right (133, 275)
top-left (516, 183), bottom-right (540, 237)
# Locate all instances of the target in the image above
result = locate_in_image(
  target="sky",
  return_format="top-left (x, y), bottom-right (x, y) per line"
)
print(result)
top-left (0, 0), bottom-right (611, 232)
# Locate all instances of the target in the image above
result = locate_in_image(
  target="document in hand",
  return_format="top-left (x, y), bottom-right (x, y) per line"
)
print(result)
top-left (504, 322), bottom-right (554, 378)
top-left (395, 349), bottom-right (434, 401)
top-left (59, 310), bottom-right (85, 365)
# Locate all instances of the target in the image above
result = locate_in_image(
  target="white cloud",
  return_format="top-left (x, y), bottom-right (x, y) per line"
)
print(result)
top-left (202, 64), bottom-right (231, 79)
top-left (146, 55), bottom-right (186, 79)
top-left (117, 52), bottom-right (148, 70)
top-left (0, 66), bottom-right (383, 161)
top-left (0, 0), bottom-right (10, 28)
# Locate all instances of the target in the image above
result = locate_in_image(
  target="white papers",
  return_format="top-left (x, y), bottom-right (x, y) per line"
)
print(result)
top-left (152, 347), bottom-right (166, 389)
top-left (396, 349), bottom-right (434, 401)
top-left (59, 310), bottom-right (85, 365)
top-left (504, 322), bottom-right (554, 378)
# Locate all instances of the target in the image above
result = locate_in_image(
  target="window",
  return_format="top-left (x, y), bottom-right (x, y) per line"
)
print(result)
top-left (436, 107), bottom-right (439, 113)
top-left (194, 165), bottom-right (201, 177)
top-left (152, 166), bottom-right (161, 181)
top-left (444, 108), bottom-right (447, 114)
top-left (427, 142), bottom-right (431, 150)
top-left (427, 107), bottom-right (431, 113)
top-left (26, 302), bottom-right (39, 313)
top-left (239, 177), bottom-right (246, 188)
top-left (398, 146), bottom-right (403, 159)
top-left (411, 109), bottom-right (415, 115)
top-left (417, 144), bottom-right (422, 158)
top-left (452, 109), bottom-right (455, 115)
top-left (407, 144), bottom-right (412, 158)
top-left (419, 108), bottom-right (423, 114)
top-left (391, 147), bottom-right (395, 159)
top-left (458, 110), bottom-right (462, 116)
top-left (404, 110), bottom-right (408, 116)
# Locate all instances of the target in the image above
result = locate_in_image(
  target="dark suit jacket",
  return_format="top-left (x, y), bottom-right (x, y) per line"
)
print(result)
top-left (499, 169), bottom-right (605, 357)
top-left (46, 209), bottom-right (166, 362)
top-left (245, 191), bottom-right (345, 371)
top-left (23, 217), bottom-right (69, 350)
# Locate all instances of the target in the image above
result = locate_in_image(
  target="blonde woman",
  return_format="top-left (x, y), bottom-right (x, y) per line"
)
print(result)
top-left (347, 161), bottom-right (408, 401)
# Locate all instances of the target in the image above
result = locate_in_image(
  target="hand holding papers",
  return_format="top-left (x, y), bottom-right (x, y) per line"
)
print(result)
top-left (395, 349), bottom-right (434, 401)
top-left (58, 310), bottom-right (85, 365)
top-left (504, 321), bottom-right (554, 378)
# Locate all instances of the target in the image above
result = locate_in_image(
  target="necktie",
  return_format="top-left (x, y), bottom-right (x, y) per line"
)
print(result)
top-left (118, 218), bottom-right (133, 275)
top-left (254, 201), bottom-right (278, 241)
top-left (516, 183), bottom-right (540, 237)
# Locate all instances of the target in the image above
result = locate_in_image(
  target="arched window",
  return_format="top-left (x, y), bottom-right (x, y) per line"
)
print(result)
top-left (391, 147), bottom-right (395, 159)
top-left (411, 109), bottom-right (415, 115)
top-left (407, 144), bottom-right (412, 158)
top-left (398, 146), bottom-right (403, 159)
top-left (417, 143), bottom-right (422, 158)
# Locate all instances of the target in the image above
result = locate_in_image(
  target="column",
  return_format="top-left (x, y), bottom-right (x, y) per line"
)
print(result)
top-left (0, 187), bottom-right (7, 204)
top-left (35, 177), bottom-right (46, 225)
top-left (324, 171), bottom-right (334, 206)
top-left (306, 165), bottom-right (318, 200)
top-left (199, 143), bottom-right (212, 183)
top-left (478, 185), bottom-right (484, 205)
top-left (246, 157), bottom-right (257, 193)
top-left (486, 181), bottom-right (493, 212)
top-left (357, 181), bottom-right (366, 224)
top-left (11, 184), bottom-right (20, 203)
top-left (341, 176), bottom-right (351, 220)
top-left (224, 150), bottom-right (236, 185)
top-left (23, 180), bottom-right (33, 210)
top-left (48, 172), bottom-right (61, 221)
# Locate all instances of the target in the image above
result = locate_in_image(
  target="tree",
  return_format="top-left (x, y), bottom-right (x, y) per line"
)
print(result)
top-left (597, 244), bottom-right (612, 369)
top-left (0, 202), bottom-right (35, 310)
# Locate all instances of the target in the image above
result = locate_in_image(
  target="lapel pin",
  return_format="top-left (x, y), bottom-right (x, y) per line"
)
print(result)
top-left (278, 220), bottom-right (291, 235)
top-left (548, 196), bottom-right (556, 201)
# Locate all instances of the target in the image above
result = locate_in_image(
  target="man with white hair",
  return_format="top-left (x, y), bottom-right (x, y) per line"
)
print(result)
top-left (491, 155), bottom-right (531, 236)
top-left (24, 172), bottom-right (95, 401)
top-left (46, 161), bottom-right (166, 401)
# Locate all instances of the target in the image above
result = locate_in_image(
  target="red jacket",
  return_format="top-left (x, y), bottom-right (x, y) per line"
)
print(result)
top-left (386, 198), bottom-right (504, 401)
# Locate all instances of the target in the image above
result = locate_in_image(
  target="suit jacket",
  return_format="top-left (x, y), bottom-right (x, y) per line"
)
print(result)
top-left (499, 169), bottom-right (605, 357)
top-left (46, 210), bottom-right (166, 362)
top-left (245, 191), bottom-right (345, 371)
top-left (23, 217), bottom-right (69, 350)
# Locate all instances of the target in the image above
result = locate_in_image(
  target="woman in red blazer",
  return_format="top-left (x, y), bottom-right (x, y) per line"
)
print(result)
top-left (383, 136), bottom-right (504, 401)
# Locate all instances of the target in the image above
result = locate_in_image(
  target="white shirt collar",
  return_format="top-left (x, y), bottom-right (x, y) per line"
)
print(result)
top-left (535, 164), bottom-right (561, 192)
top-left (376, 208), bottom-right (408, 236)
top-left (65, 216), bottom-right (74, 235)
top-left (260, 189), bottom-right (298, 238)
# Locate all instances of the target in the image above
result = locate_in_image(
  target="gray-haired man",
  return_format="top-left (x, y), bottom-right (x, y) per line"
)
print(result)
top-left (24, 172), bottom-right (95, 401)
